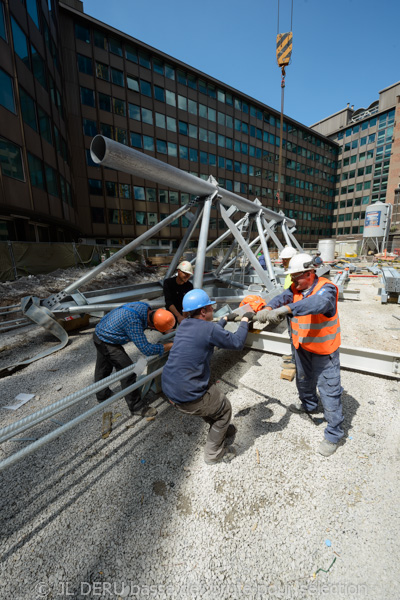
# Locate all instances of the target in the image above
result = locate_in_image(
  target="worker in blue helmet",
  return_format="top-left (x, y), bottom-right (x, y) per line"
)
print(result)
top-left (162, 288), bottom-right (253, 464)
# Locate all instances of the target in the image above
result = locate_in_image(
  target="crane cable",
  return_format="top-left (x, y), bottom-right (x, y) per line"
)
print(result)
top-left (275, 0), bottom-right (293, 207)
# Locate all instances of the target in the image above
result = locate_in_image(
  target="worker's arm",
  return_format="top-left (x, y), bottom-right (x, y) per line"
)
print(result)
top-left (126, 320), bottom-right (165, 357)
top-left (168, 304), bottom-right (184, 324)
top-left (267, 288), bottom-right (294, 309)
top-left (210, 320), bottom-right (249, 350)
top-left (288, 284), bottom-right (337, 318)
top-left (163, 342), bottom-right (173, 352)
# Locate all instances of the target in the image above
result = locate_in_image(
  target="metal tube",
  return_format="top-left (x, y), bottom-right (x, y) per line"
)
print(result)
top-left (192, 215), bottom-right (246, 261)
top-left (214, 239), bottom-right (238, 276)
top-left (281, 220), bottom-right (291, 247)
top-left (193, 195), bottom-right (214, 288)
top-left (0, 367), bottom-right (164, 473)
top-left (261, 216), bottom-right (284, 251)
top-left (219, 205), bottom-right (274, 291)
top-left (90, 136), bottom-right (296, 225)
top-left (164, 204), bottom-right (204, 279)
top-left (63, 203), bottom-right (191, 294)
top-left (256, 213), bottom-right (276, 283)
top-left (287, 227), bottom-right (303, 252)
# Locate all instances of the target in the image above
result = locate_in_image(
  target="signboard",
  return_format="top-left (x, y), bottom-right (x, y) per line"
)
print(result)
top-left (365, 211), bottom-right (381, 228)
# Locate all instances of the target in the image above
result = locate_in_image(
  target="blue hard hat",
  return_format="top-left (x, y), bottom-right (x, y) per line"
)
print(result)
top-left (182, 288), bottom-right (216, 312)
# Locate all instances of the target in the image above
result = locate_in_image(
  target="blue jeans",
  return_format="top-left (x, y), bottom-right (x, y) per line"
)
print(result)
top-left (294, 346), bottom-right (344, 443)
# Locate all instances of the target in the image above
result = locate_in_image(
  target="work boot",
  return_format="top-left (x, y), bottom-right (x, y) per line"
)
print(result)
top-left (205, 446), bottom-right (236, 465)
top-left (130, 403), bottom-right (158, 418)
top-left (289, 401), bottom-right (318, 415)
top-left (282, 354), bottom-right (293, 361)
top-left (281, 361), bottom-right (296, 369)
top-left (318, 438), bottom-right (338, 457)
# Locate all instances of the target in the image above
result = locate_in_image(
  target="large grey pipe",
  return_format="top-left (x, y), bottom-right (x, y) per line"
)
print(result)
top-left (90, 136), bottom-right (296, 225)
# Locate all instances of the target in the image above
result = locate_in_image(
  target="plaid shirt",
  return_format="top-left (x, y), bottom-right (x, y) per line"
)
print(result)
top-left (95, 302), bottom-right (164, 357)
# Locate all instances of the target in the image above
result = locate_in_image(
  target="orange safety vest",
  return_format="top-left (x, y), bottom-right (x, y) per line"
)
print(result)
top-left (290, 277), bottom-right (341, 355)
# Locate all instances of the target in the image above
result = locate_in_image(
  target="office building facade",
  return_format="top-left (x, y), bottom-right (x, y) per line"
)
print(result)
top-left (0, 0), bottom-right (343, 249)
top-left (311, 82), bottom-right (400, 240)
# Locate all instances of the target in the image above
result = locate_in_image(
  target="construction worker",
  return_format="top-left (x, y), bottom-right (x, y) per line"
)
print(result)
top-left (313, 250), bottom-right (323, 266)
top-left (162, 289), bottom-right (253, 464)
top-left (279, 246), bottom-right (298, 369)
top-left (163, 260), bottom-right (193, 325)
top-left (258, 252), bottom-right (267, 270)
top-left (93, 303), bottom-right (175, 417)
top-left (256, 253), bottom-right (344, 456)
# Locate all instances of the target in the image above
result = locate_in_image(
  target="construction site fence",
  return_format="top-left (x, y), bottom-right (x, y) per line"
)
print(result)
top-left (0, 241), bottom-right (113, 282)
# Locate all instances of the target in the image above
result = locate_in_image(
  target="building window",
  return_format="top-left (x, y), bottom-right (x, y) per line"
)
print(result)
top-left (81, 86), bottom-right (95, 107)
top-left (168, 142), bottom-right (177, 157)
top-left (167, 116), bottom-right (176, 132)
top-left (100, 122), bottom-right (112, 138)
top-left (0, 68), bottom-right (16, 113)
top-left (108, 209), bottom-right (120, 224)
top-left (136, 211), bottom-right (146, 225)
top-left (178, 95), bottom-right (187, 111)
top-left (113, 98), bottom-right (126, 116)
top-left (165, 90), bottom-right (176, 107)
top-left (128, 103), bottom-right (140, 120)
top-left (31, 45), bottom-right (47, 88)
top-left (75, 23), bottom-right (90, 43)
top-left (11, 18), bottom-right (30, 67)
top-left (130, 133), bottom-right (142, 149)
top-left (19, 87), bottom-right (37, 131)
top-left (45, 164), bottom-right (59, 197)
top-left (96, 62), bottom-right (109, 81)
top-left (0, 138), bottom-right (24, 181)
top-left (38, 108), bottom-right (53, 144)
top-left (88, 178), bottom-right (103, 195)
top-left (109, 38), bottom-right (122, 57)
top-left (155, 113), bottom-right (166, 129)
top-left (140, 80), bottom-right (152, 97)
top-left (154, 85), bottom-right (165, 102)
top-left (94, 29), bottom-right (107, 50)
top-left (143, 135), bottom-right (154, 151)
top-left (156, 139), bottom-right (167, 154)
top-left (27, 152), bottom-right (45, 190)
top-left (111, 68), bottom-right (124, 86)
top-left (0, 2), bottom-right (6, 41)
top-left (105, 181), bottom-right (117, 197)
top-left (141, 108), bottom-right (153, 125)
top-left (127, 75), bottom-right (139, 92)
top-left (83, 118), bottom-right (97, 137)
top-left (98, 92), bottom-right (111, 112)
top-left (134, 186), bottom-right (145, 200)
top-left (77, 53), bottom-right (93, 75)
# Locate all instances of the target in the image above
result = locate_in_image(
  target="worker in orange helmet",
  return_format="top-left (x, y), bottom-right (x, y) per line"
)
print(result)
top-left (93, 302), bottom-right (174, 417)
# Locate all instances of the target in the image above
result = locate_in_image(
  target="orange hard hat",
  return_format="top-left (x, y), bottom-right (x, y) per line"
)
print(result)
top-left (153, 309), bottom-right (175, 332)
top-left (239, 295), bottom-right (267, 313)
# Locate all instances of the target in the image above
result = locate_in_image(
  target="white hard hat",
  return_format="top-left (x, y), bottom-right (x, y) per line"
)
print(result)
top-left (177, 260), bottom-right (193, 275)
top-left (279, 246), bottom-right (298, 260)
top-left (284, 253), bottom-right (316, 275)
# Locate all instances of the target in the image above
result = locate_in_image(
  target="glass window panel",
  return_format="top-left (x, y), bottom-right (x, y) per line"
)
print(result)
top-left (130, 132), bottom-right (142, 148)
top-left (218, 134), bottom-right (225, 147)
top-left (368, 133), bottom-right (375, 143)
top-left (19, 87), bottom-right (37, 130)
top-left (11, 18), bottom-right (29, 67)
top-left (121, 210), bottom-right (132, 224)
top-left (26, 0), bottom-right (39, 27)
top-left (225, 115), bottom-right (233, 129)
top-left (135, 211), bottom-right (146, 225)
top-left (83, 117), bottom-right (97, 137)
top-left (134, 186), bottom-right (145, 200)
top-left (198, 104), bottom-right (207, 118)
top-left (27, 152), bottom-right (44, 189)
top-left (119, 184), bottom-right (131, 198)
top-left (188, 124), bottom-right (197, 138)
top-left (94, 30), bottom-right (107, 50)
top-left (113, 98), bottom-right (126, 116)
top-left (108, 209), bottom-right (120, 224)
top-left (155, 113), bottom-right (166, 128)
top-left (111, 68), bottom-right (124, 86)
top-left (188, 99), bottom-right (197, 115)
top-left (200, 151), bottom-right (208, 164)
top-left (0, 69), bottom-right (16, 113)
top-left (145, 187), bottom-right (156, 202)
top-left (153, 58), bottom-right (164, 75)
top-left (165, 64), bottom-right (175, 79)
top-left (38, 108), bottom-right (52, 144)
top-left (96, 62), bottom-right (109, 81)
top-left (45, 164), bottom-right (59, 196)
top-left (188, 74), bottom-right (196, 89)
top-left (81, 86), bottom-right (95, 107)
top-left (88, 178), bottom-right (103, 195)
top-left (168, 142), bottom-right (177, 157)
top-left (77, 53), bottom-right (93, 76)
top-left (177, 70), bottom-right (187, 85)
top-left (208, 131), bottom-right (216, 145)
top-left (141, 107), bottom-right (153, 125)
top-left (31, 45), bottom-right (46, 88)
top-left (100, 122), bottom-right (112, 137)
top-left (154, 85), bottom-right (165, 102)
top-left (179, 145), bottom-right (188, 160)
top-left (105, 181), bottom-right (117, 196)
top-left (125, 45), bottom-right (137, 62)
top-left (0, 3), bottom-right (6, 41)
top-left (75, 23), bottom-right (90, 43)
top-left (208, 107), bottom-right (216, 122)
top-left (226, 137), bottom-right (232, 150)
top-left (127, 76), bottom-right (139, 92)
top-left (143, 135), bottom-right (154, 151)
top-left (178, 95), bottom-right (187, 111)
top-left (199, 127), bottom-right (207, 142)
top-left (140, 80), bottom-right (151, 97)
top-left (162, 91), bottom-right (175, 108)
top-left (114, 127), bottom-right (127, 144)
top-left (156, 139), bottom-right (167, 154)
top-left (208, 84), bottom-right (216, 99)
top-left (167, 116), bottom-right (176, 132)
top-left (178, 120), bottom-right (188, 135)
top-left (138, 51), bottom-right (150, 68)
top-left (189, 148), bottom-right (198, 162)
top-left (109, 38), bottom-right (122, 56)
top-left (129, 103), bottom-right (140, 120)
top-left (147, 212), bottom-right (158, 226)
top-left (198, 79), bottom-right (207, 94)
top-left (208, 153), bottom-right (216, 166)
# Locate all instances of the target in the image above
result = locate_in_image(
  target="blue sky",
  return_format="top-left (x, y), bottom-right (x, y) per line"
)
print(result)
top-left (82, 0), bottom-right (399, 127)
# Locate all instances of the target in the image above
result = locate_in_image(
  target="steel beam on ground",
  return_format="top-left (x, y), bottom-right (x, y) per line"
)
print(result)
top-left (245, 330), bottom-right (400, 378)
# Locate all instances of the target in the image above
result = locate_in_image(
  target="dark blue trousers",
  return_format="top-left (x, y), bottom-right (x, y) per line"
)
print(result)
top-left (294, 346), bottom-right (344, 443)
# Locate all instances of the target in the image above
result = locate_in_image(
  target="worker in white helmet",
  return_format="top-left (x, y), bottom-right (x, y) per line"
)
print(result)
top-left (279, 246), bottom-right (298, 368)
top-left (256, 253), bottom-right (344, 457)
top-left (163, 261), bottom-right (194, 325)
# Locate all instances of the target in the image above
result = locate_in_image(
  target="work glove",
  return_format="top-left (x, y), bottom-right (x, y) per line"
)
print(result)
top-left (241, 311), bottom-right (255, 322)
top-left (256, 306), bottom-right (289, 325)
top-left (225, 312), bottom-right (238, 322)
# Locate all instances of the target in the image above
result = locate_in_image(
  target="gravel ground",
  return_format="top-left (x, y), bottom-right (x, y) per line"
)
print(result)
top-left (0, 275), bottom-right (399, 600)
